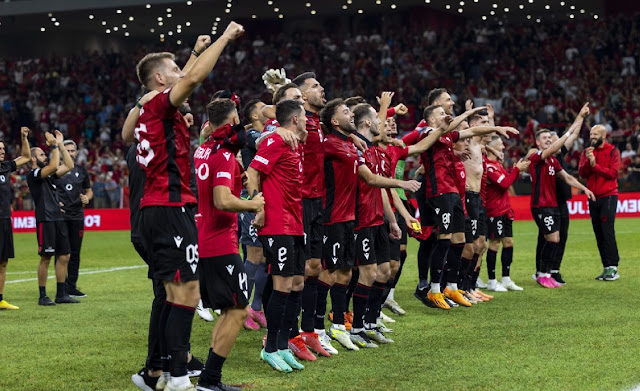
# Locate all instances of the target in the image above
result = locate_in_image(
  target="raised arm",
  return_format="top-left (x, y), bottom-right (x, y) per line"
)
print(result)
top-left (169, 22), bottom-right (244, 107)
top-left (540, 130), bottom-right (571, 160)
top-left (55, 130), bottom-right (74, 176)
top-left (459, 126), bottom-right (519, 140)
top-left (39, 132), bottom-right (60, 178)
top-left (15, 127), bottom-right (31, 167)
top-left (446, 106), bottom-right (487, 132)
top-left (564, 102), bottom-right (589, 150)
top-left (181, 35), bottom-right (212, 74)
top-left (376, 91), bottom-right (394, 145)
top-left (357, 165), bottom-right (421, 192)
top-left (122, 90), bottom-right (160, 143)
top-left (407, 128), bottom-right (446, 156)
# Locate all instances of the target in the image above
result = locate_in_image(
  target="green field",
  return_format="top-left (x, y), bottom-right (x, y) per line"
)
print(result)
top-left (1, 218), bottom-right (639, 391)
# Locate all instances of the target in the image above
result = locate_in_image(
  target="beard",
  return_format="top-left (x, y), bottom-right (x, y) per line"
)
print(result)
top-left (590, 137), bottom-right (603, 147)
top-left (36, 159), bottom-right (47, 168)
top-left (340, 120), bottom-right (356, 134)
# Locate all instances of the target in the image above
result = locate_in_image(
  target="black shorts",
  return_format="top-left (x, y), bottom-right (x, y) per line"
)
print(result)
top-left (532, 207), bottom-right (561, 235)
top-left (139, 206), bottom-right (199, 283)
top-left (303, 197), bottom-right (324, 260)
top-left (239, 211), bottom-right (261, 247)
top-left (260, 235), bottom-right (305, 277)
top-left (322, 221), bottom-right (356, 270)
top-left (488, 215), bottom-right (514, 239)
top-left (478, 206), bottom-right (488, 238)
top-left (199, 254), bottom-right (249, 310)
top-left (464, 218), bottom-right (474, 244)
top-left (36, 221), bottom-right (70, 256)
top-left (0, 218), bottom-right (14, 260)
top-left (416, 175), bottom-right (436, 227)
top-left (465, 191), bottom-right (481, 240)
top-left (428, 193), bottom-right (465, 235)
top-left (355, 224), bottom-right (390, 266)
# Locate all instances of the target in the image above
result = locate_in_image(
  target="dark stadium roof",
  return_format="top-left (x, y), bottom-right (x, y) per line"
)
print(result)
top-left (0, 0), bottom-right (609, 44)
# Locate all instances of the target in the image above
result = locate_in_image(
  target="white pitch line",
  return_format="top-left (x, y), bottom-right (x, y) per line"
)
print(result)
top-left (6, 265), bottom-right (146, 284)
top-left (6, 267), bottom-right (107, 275)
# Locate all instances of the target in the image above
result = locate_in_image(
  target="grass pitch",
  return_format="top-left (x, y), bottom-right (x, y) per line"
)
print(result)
top-left (1, 218), bottom-right (639, 390)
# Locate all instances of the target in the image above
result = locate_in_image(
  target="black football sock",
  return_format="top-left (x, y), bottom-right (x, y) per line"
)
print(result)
top-left (351, 283), bottom-right (371, 330)
top-left (314, 280), bottom-right (331, 330)
top-left (265, 290), bottom-right (288, 353)
top-left (251, 263), bottom-right (269, 312)
top-left (429, 239), bottom-right (450, 290)
top-left (345, 268), bottom-right (359, 312)
top-left (159, 301), bottom-right (172, 372)
top-left (501, 246), bottom-right (513, 277)
top-left (39, 286), bottom-right (46, 299)
top-left (300, 276), bottom-right (317, 332)
top-left (165, 304), bottom-right (195, 378)
top-left (394, 250), bottom-right (407, 286)
top-left (330, 283), bottom-right (348, 325)
top-left (445, 243), bottom-right (464, 285)
top-left (0, 293), bottom-right (3, 301)
top-left (541, 241), bottom-right (558, 274)
top-left (56, 282), bottom-right (65, 298)
top-left (365, 281), bottom-right (386, 326)
top-left (286, 290), bottom-right (302, 340)
top-left (201, 348), bottom-right (225, 385)
top-left (243, 260), bottom-right (259, 300)
top-left (261, 274), bottom-right (273, 318)
top-left (460, 257), bottom-right (473, 290)
top-left (486, 249), bottom-right (497, 280)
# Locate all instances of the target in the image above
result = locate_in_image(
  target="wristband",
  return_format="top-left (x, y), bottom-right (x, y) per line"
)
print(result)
top-left (135, 101), bottom-right (143, 109)
top-left (191, 49), bottom-right (201, 57)
top-left (50, 145), bottom-right (58, 149)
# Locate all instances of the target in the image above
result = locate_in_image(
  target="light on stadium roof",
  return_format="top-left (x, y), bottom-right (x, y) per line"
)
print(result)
top-left (55, 21), bottom-right (60, 26)
top-left (186, 21), bottom-right (191, 26)
top-left (252, 14), bottom-right (257, 18)
top-left (106, 29), bottom-right (110, 33)
top-left (167, 13), bottom-right (172, 18)
top-left (51, 17), bottom-right (56, 21)
top-left (569, 14), bottom-right (574, 18)
top-left (125, 32), bottom-right (130, 36)
top-left (342, 5), bottom-right (347, 9)
top-left (101, 21), bottom-right (107, 25)
top-left (391, 4), bottom-right (397, 9)
top-left (580, 9), bottom-right (585, 13)
top-left (570, 5), bottom-right (575, 9)
top-left (527, 14), bottom-right (531, 19)
top-left (268, 1), bottom-right (273, 5)
top-left (274, 8), bottom-right (279, 12)
top-left (445, 4), bottom-right (450, 9)
top-left (358, 9), bottom-right (363, 13)
top-left (122, 24), bottom-right (127, 28)
top-left (460, 1), bottom-right (465, 5)
top-left (167, 8), bottom-right (172, 12)
top-left (504, 7), bottom-right (509, 12)
top-left (536, 17), bottom-right (541, 22)
top-left (129, 16), bottom-right (134, 21)
top-left (158, 21), bottom-right (163, 26)
top-left (560, 1), bottom-right (565, 5)
top-left (168, 31), bottom-right (173, 35)
top-left (150, 28), bottom-right (155, 32)
top-left (519, 4), bottom-right (524, 9)
top-left (146, 4), bottom-right (151, 9)
top-left (89, 15), bottom-right (94, 19)
top-left (529, 0), bottom-right (533, 3)
top-left (225, 9), bottom-right (230, 13)
top-left (306, 2), bottom-right (311, 6)
top-left (490, 10), bottom-right (495, 15)
top-left (48, 13), bottom-right (52, 17)
top-left (278, 14), bottom-right (284, 18)
top-left (377, 0), bottom-right (382, 4)
top-left (216, 17), bottom-right (221, 21)
top-left (41, 27), bottom-right (46, 32)
top-left (160, 33), bottom-right (165, 38)
top-left (347, 0), bottom-right (353, 4)
top-left (311, 10), bottom-right (317, 14)
top-left (425, 0), bottom-right (430, 3)
top-left (113, 26), bottom-right (118, 31)
top-left (187, 1), bottom-right (192, 5)
top-left (177, 40), bottom-right (182, 44)
top-left (116, 9), bottom-right (122, 14)
top-left (545, 4), bottom-right (550, 9)
top-left (458, 8), bottom-right (463, 13)
top-left (227, 3), bottom-right (232, 7)
top-left (492, 3), bottom-right (497, 8)
top-left (158, 17), bottom-right (163, 21)
top-left (482, 15), bottom-right (486, 20)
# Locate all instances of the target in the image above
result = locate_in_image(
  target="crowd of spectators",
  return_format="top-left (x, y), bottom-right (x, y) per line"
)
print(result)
top-left (1, 11), bottom-right (640, 210)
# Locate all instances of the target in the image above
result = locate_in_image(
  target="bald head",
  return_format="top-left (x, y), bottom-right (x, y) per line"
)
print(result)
top-left (589, 125), bottom-right (607, 148)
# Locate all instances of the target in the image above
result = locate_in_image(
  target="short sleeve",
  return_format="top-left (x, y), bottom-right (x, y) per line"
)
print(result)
top-left (449, 131), bottom-right (460, 143)
top-left (529, 151), bottom-right (542, 166)
top-left (552, 157), bottom-right (563, 172)
top-left (81, 167), bottom-right (91, 189)
top-left (250, 135), bottom-right (284, 175)
top-left (212, 152), bottom-right (238, 189)
top-left (393, 146), bottom-right (409, 162)
top-left (145, 88), bottom-right (177, 119)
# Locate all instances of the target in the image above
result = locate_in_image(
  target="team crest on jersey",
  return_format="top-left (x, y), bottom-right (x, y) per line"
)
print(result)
top-left (435, 208), bottom-right (440, 215)
top-left (489, 217), bottom-right (494, 222)
top-left (323, 235), bottom-right (328, 244)
top-left (223, 152), bottom-right (231, 161)
top-left (278, 262), bottom-right (285, 271)
top-left (226, 265), bottom-right (235, 275)
top-left (268, 238), bottom-right (275, 247)
top-left (267, 138), bottom-right (275, 146)
top-left (75, 172), bottom-right (79, 177)
top-left (0, 175), bottom-right (4, 182)
top-left (173, 236), bottom-right (184, 248)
